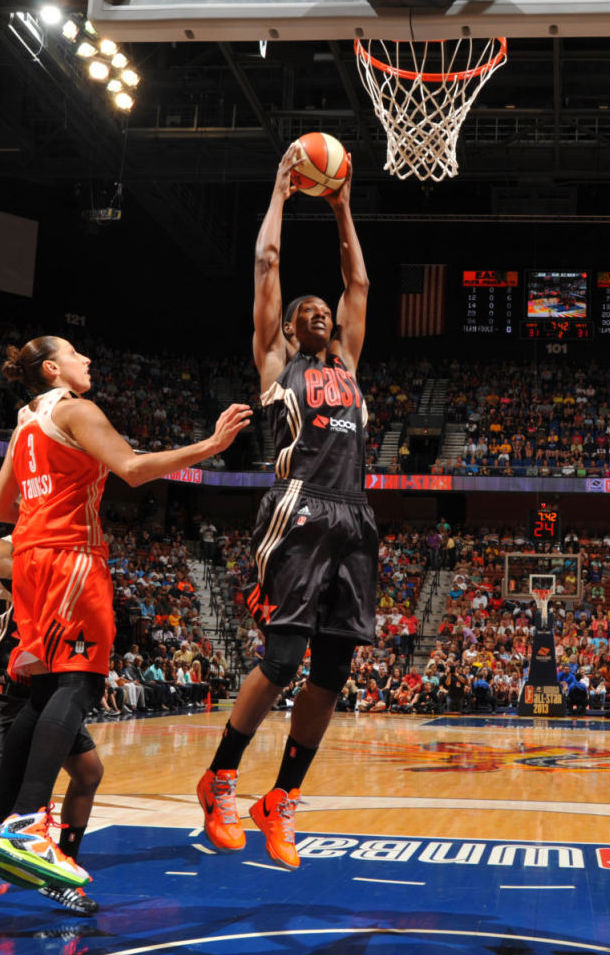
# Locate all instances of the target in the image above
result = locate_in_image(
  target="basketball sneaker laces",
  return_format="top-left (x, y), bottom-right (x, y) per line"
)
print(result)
top-left (36, 804), bottom-right (68, 856)
top-left (211, 774), bottom-right (240, 826)
top-left (276, 791), bottom-right (300, 842)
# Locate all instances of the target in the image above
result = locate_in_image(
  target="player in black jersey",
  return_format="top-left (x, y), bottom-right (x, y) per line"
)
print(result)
top-left (199, 143), bottom-right (377, 869)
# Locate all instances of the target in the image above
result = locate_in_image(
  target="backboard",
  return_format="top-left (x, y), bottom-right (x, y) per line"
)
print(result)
top-left (503, 552), bottom-right (582, 603)
top-left (87, 1), bottom-right (610, 43)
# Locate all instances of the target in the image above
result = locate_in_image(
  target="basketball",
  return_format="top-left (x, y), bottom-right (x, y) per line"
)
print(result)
top-left (291, 132), bottom-right (349, 197)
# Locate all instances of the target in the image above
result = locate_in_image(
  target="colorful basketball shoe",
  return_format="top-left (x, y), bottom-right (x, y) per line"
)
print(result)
top-left (39, 884), bottom-right (99, 916)
top-left (197, 769), bottom-right (246, 852)
top-left (0, 860), bottom-right (45, 891)
top-left (249, 788), bottom-right (301, 870)
top-left (0, 809), bottom-right (90, 888)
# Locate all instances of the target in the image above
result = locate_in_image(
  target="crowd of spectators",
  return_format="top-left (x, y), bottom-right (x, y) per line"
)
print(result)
top-left (335, 524), bottom-right (610, 717)
top-left (441, 359), bottom-right (610, 477)
top-left (0, 321), bottom-right (608, 718)
top-left (202, 517), bottom-right (610, 718)
top-left (89, 522), bottom-right (238, 717)
top-left (0, 325), bottom-right (208, 455)
top-left (3, 324), bottom-right (606, 479)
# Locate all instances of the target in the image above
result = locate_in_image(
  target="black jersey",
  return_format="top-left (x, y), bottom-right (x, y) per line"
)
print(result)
top-left (261, 352), bottom-right (368, 493)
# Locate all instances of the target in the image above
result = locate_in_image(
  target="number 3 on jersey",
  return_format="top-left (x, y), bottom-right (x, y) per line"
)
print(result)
top-left (27, 432), bottom-right (37, 474)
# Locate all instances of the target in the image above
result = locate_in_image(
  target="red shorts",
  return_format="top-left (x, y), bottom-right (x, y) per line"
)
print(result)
top-left (9, 547), bottom-right (115, 678)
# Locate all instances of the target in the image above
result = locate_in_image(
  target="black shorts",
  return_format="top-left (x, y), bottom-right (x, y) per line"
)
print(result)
top-left (248, 479), bottom-right (378, 643)
top-left (0, 685), bottom-right (95, 757)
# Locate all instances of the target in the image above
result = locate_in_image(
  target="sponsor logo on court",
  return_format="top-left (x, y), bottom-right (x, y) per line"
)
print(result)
top-left (328, 739), bottom-right (610, 772)
top-left (296, 836), bottom-right (610, 870)
top-left (597, 847), bottom-right (610, 869)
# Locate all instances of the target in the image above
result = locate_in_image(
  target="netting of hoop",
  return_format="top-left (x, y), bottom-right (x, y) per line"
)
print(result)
top-left (354, 37), bottom-right (507, 182)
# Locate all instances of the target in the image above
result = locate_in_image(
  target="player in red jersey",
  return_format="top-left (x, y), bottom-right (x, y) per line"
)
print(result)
top-left (0, 336), bottom-right (251, 897)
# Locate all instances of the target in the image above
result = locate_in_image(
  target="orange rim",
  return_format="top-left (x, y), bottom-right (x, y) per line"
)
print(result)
top-left (354, 37), bottom-right (507, 84)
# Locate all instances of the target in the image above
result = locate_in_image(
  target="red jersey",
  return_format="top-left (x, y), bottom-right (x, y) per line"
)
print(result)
top-left (11, 389), bottom-right (108, 558)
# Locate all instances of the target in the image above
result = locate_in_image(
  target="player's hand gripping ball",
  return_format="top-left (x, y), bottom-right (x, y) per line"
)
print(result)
top-left (290, 132), bottom-right (349, 197)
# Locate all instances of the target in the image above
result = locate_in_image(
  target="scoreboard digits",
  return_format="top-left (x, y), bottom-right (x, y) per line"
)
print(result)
top-left (461, 270), bottom-right (518, 336)
top-left (529, 503), bottom-right (561, 543)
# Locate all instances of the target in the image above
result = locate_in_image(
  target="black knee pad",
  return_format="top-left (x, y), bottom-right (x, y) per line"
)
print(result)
top-left (56, 672), bottom-right (106, 716)
top-left (259, 632), bottom-right (309, 688)
top-left (309, 635), bottom-right (358, 695)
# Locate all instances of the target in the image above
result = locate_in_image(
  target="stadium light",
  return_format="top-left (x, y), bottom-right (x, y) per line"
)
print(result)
top-left (121, 69), bottom-right (140, 88)
top-left (106, 78), bottom-right (122, 93)
top-left (89, 59), bottom-right (110, 81)
top-left (99, 38), bottom-right (118, 57)
top-left (39, 5), bottom-right (62, 26)
top-left (111, 51), bottom-right (127, 69)
top-left (84, 20), bottom-right (97, 36)
top-left (76, 40), bottom-right (96, 58)
top-left (61, 19), bottom-right (78, 41)
top-left (114, 91), bottom-right (134, 111)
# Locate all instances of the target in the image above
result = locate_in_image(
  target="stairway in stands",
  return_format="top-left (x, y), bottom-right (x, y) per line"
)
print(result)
top-left (376, 421), bottom-right (403, 471)
top-left (438, 423), bottom-right (467, 468)
top-left (412, 569), bottom-right (453, 669)
top-left (418, 378), bottom-right (448, 416)
top-left (188, 557), bottom-right (222, 646)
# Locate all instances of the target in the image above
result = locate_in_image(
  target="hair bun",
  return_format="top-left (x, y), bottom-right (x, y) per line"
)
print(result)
top-left (2, 346), bottom-right (24, 382)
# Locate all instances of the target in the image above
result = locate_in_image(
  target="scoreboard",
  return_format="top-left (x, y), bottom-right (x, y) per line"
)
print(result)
top-left (522, 270), bottom-right (592, 341)
top-left (460, 270), bottom-right (518, 336)
top-left (456, 268), bottom-right (608, 340)
top-left (595, 271), bottom-right (610, 336)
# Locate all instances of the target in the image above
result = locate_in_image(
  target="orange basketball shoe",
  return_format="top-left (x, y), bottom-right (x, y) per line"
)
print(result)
top-left (249, 788), bottom-right (301, 870)
top-left (197, 769), bottom-right (246, 852)
top-left (0, 808), bottom-right (90, 889)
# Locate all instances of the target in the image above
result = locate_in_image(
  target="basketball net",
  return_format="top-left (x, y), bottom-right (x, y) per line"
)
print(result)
top-left (354, 37), bottom-right (507, 182)
top-left (531, 589), bottom-right (552, 629)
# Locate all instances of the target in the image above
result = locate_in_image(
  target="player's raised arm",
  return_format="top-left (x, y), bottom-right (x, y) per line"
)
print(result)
top-left (54, 399), bottom-right (252, 488)
top-left (253, 143), bottom-right (301, 392)
top-left (326, 157), bottom-right (370, 375)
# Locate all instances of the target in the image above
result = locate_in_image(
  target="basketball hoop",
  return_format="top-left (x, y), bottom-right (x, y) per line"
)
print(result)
top-left (354, 37), bottom-right (508, 182)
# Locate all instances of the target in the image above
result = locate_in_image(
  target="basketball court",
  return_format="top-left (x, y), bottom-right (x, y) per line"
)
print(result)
top-left (0, 0), bottom-right (609, 952)
top-left (1, 707), bottom-right (609, 955)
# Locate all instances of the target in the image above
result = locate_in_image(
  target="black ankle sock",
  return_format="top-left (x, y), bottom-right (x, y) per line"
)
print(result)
top-left (59, 825), bottom-right (86, 860)
top-left (274, 735), bottom-right (317, 793)
top-left (209, 721), bottom-right (254, 773)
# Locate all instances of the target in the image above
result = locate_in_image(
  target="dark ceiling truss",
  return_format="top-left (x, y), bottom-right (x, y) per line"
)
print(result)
top-left (0, 20), bottom-right (239, 271)
top-left (0, 22), bottom-right (608, 225)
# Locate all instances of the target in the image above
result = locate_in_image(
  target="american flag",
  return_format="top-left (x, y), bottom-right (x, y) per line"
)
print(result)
top-left (398, 264), bottom-right (447, 337)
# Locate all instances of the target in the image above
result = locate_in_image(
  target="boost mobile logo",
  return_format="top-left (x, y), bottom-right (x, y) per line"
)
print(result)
top-left (312, 415), bottom-right (356, 434)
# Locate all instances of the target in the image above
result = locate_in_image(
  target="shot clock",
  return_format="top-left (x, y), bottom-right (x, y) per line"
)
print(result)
top-left (529, 503), bottom-right (561, 543)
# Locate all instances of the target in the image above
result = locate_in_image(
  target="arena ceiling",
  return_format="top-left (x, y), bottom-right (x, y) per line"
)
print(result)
top-left (0, 2), bottom-right (608, 272)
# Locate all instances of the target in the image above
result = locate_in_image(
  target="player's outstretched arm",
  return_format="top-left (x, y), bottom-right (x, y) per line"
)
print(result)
top-left (57, 400), bottom-right (252, 487)
top-left (326, 157), bottom-right (369, 374)
top-left (253, 143), bottom-right (300, 392)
